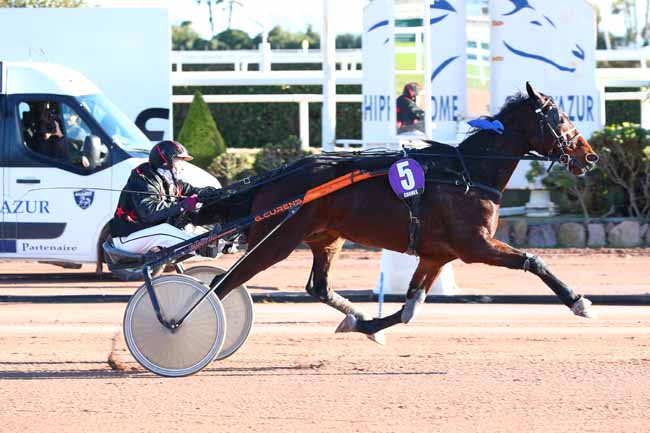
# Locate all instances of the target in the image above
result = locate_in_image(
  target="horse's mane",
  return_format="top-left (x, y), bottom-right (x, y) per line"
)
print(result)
top-left (491, 92), bottom-right (530, 120)
top-left (458, 92), bottom-right (531, 151)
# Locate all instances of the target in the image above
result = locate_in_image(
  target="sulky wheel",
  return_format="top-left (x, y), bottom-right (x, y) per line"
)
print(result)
top-left (123, 274), bottom-right (226, 377)
top-left (183, 266), bottom-right (254, 360)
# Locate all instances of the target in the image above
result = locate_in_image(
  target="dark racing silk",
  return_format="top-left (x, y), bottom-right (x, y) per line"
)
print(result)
top-left (396, 83), bottom-right (424, 130)
top-left (109, 162), bottom-right (215, 237)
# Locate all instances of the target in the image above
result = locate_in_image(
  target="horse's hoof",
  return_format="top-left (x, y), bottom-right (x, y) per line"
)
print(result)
top-left (367, 331), bottom-right (386, 345)
top-left (335, 314), bottom-right (358, 333)
top-left (401, 289), bottom-right (426, 323)
top-left (571, 297), bottom-right (597, 319)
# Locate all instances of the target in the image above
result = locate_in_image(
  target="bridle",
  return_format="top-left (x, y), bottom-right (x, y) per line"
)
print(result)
top-left (532, 97), bottom-right (584, 170)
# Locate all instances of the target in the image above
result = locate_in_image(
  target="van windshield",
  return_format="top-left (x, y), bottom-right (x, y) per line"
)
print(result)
top-left (77, 94), bottom-right (152, 153)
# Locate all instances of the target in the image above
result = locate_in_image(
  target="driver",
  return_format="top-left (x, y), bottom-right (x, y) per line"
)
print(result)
top-left (109, 140), bottom-right (218, 254)
top-left (37, 104), bottom-right (69, 159)
top-left (396, 82), bottom-right (425, 134)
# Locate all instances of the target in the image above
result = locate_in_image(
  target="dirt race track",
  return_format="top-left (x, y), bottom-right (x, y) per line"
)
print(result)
top-left (0, 248), bottom-right (649, 433)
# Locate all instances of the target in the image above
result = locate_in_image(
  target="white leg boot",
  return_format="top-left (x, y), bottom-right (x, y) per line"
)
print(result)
top-left (571, 296), bottom-right (596, 319)
top-left (401, 289), bottom-right (426, 323)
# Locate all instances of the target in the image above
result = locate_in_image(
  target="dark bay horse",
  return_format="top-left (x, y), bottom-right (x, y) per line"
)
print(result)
top-left (196, 82), bottom-right (599, 343)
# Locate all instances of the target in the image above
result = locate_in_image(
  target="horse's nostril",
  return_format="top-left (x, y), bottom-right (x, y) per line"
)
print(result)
top-left (586, 153), bottom-right (599, 163)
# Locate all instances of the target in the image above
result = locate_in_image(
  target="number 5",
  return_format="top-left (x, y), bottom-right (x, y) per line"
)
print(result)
top-left (396, 160), bottom-right (415, 190)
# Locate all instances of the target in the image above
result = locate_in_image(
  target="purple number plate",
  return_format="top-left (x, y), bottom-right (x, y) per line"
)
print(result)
top-left (388, 158), bottom-right (425, 199)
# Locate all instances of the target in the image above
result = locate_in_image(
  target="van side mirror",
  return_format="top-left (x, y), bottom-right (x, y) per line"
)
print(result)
top-left (82, 135), bottom-right (105, 169)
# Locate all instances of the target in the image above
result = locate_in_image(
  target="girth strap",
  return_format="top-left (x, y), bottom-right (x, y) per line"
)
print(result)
top-left (454, 146), bottom-right (473, 193)
top-left (404, 194), bottom-right (422, 256)
top-left (425, 178), bottom-right (503, 201)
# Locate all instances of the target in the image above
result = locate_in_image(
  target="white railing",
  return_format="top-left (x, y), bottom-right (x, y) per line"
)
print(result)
top-left (596, 48), bottom-right (650, 127)
top-left (172, 70), bottom-right (363, 86)
top-left (171, 48), bottom-right (362, 72)
top-left (172, 46), bottom-right (650, 147)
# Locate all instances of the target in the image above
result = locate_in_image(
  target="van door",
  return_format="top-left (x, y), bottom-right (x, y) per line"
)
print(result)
top-left (3, 95), bottom-right (113, 263)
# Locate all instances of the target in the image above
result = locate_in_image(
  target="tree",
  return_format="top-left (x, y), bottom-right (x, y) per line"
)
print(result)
top-left (177, 91), bottom-right (227, 169)
top-left (612, 0), bottom-right (641, 46)
top-left (214, 29), bottom-right (253, 50)
top-left (225, 0), bottom-right (242, 29)
top-left (0, 0), bottom-right (84, 6)
top-left (336, 33), bottom-right (361, 49)
top-left (591, 123), bottom-right (650, 218)
top-left (195, 0), bottom-right (224, 38)
top-left (172, 21), bottom-right (203, 51)
top-left (267, 25), bottom-right (320, 49)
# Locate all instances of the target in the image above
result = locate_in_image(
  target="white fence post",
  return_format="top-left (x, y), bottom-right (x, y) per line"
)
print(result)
top-left (299, 99), bottom-right (310, 149)
top-left (415, 28), bottom-right (422, 72)
top-left (642, 96), bottom-right (650, 130)
top-left (598, 82), bottom-right (607, 126)
top-left (321, 0), bottom-right (336, 152)
top-left (259, 41), bottom-right (271, 72)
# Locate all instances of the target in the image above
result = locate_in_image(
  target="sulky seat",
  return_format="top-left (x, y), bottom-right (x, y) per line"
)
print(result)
top-left (102, 240), bottom-right (145, 270)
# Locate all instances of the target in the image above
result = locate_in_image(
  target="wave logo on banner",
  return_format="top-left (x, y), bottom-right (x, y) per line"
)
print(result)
top-left (500, 0), bottom-right (585, 74)
top-left (366, 17), bottom-right (390, 45)
top-left (363, 9), bottom-right (393, 125)
top-left (429, 0), bottom-right (459, 84)
top-left (362, 0), bottom-right (395, 141)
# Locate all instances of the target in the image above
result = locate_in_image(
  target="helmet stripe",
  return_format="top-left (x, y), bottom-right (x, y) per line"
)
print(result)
top-left (156, 143), bottom-right (168, 165)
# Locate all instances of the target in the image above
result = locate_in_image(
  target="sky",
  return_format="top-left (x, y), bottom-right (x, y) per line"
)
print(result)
top-left (91, 0), bottom-right (642, 39)
top-left (92, 0), bottom-right (366, 37)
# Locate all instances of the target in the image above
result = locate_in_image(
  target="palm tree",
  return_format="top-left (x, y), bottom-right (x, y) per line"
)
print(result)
top-left (195, 0), bottom-right (223, 37)
top-left (226, 0), bottom-right (243, 29)
top-left (612, 0), bottom-right (639, 46)
top-left (196, 0), bottom-right (243, 36)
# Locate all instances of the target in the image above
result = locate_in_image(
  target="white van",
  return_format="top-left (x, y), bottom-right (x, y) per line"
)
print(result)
top-left (0, 61), bottom-right (220, 274)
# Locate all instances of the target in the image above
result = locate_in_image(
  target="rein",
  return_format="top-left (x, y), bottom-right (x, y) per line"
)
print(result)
top-left (406, 148), bottom-right (560, 201)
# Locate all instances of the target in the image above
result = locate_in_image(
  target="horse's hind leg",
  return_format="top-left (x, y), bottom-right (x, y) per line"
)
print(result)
top-left (212, 211), bottom-right (314, 300)
top-left (305, 233), bottom-right (384, 342)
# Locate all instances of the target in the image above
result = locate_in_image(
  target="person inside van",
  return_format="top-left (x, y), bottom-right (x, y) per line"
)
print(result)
top-left (109, 140), bottom-right (218, 255)
top-left (36, 103), bottom-right (69, 160)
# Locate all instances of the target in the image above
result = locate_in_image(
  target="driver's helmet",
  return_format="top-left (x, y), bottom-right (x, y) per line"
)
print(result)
top-left (149, 140), bottom-right (193, 170)
top-left (402, 82), bottom-right (421, 99)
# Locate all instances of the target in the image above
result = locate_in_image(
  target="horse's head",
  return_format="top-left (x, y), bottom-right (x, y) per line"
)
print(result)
top-left (524, 82), bottom-right (598, 176)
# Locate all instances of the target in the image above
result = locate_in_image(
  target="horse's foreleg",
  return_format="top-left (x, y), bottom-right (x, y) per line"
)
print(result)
top-left (459, 238), bottom-right (594, 318)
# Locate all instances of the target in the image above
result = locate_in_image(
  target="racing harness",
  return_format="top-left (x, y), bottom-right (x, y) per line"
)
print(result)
top-left (196, 142), bottom-right (560, 257)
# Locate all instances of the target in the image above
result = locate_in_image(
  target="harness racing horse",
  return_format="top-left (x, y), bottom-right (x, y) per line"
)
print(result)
top-left (196, 82), bottom-right (600, 343)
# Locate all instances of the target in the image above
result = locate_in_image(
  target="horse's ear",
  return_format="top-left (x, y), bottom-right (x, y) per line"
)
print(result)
top-left (525, 81), bottom-right (542, 102)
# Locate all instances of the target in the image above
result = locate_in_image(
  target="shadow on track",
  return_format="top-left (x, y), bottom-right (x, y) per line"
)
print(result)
top-left (0, 361), bottom-right (446, 380)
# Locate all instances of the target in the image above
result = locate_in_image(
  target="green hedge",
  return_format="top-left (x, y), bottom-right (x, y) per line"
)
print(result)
top-left (176, 91), bottom-right (226, 168)
top-left (206, 135), bottom-right (310, 185)
top-left (605, 87), bottom-right (641, 125)
top-left (174, 85), bottom-right (361, 148)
